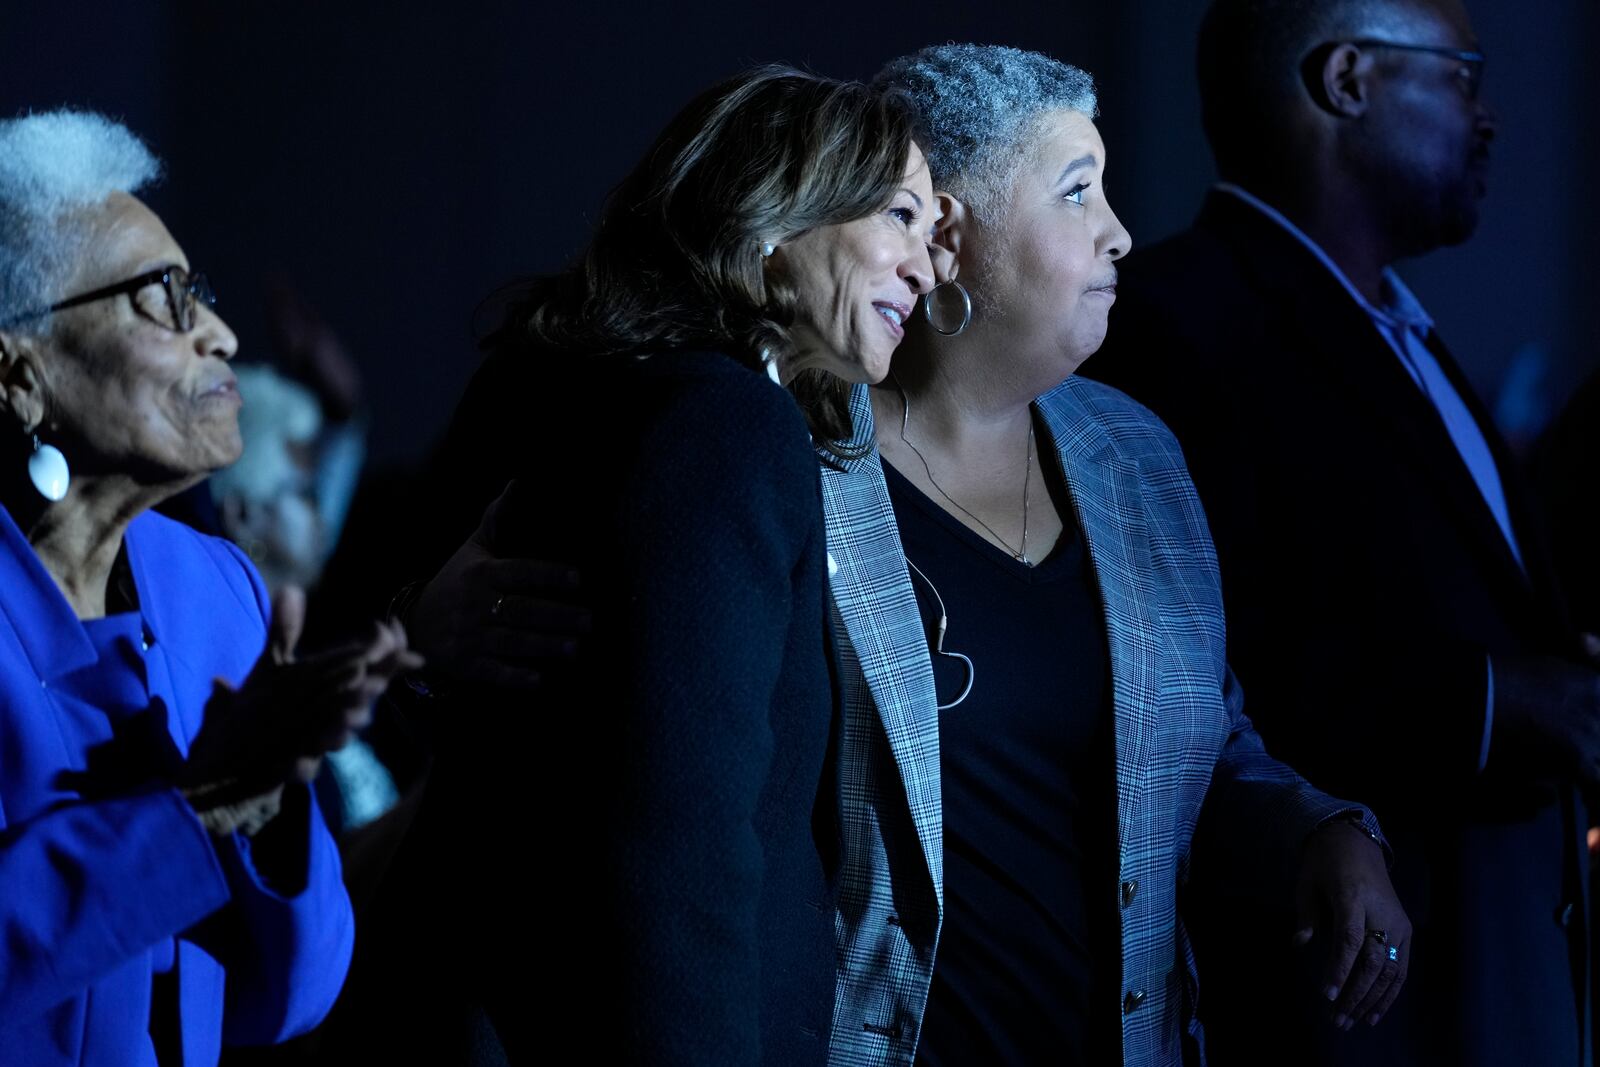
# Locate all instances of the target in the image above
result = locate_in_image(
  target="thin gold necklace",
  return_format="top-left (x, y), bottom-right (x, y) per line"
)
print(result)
top-left (895, 380), bottom-right (1034, 565)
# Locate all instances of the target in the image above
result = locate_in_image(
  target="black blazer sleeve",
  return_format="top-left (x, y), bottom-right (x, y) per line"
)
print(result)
top-left (488, 358), bottom-right (825, 1063)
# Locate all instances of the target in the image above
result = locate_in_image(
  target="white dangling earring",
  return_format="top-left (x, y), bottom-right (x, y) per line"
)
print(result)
top-left (760, 347), bottom-right (782, 385)
top-left (28, 434), bottom-right (69, 502)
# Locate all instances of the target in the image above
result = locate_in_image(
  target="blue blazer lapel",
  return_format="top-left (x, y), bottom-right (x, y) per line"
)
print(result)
top-left (0, 503), bottom-right (97, 681)
top-left (1037, 380), bottom-right (1159, 832)
top-left (819, 386), bottom-right (943, 901)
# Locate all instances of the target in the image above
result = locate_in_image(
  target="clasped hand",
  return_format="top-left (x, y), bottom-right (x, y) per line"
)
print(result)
top-left (179, 587), bottom-right (422, 836)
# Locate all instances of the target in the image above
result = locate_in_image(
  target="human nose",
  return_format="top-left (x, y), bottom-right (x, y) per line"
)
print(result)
top-left (1100, 203), bottom-right (1133, 262)
top-left (191, 302), bottom-right (239, 362)
top-left (1475, 100), bottom-right (1497, 144)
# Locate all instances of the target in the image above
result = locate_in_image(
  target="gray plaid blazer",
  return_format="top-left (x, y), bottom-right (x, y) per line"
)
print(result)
top-left (821, 376), bottom-right (1384, 1066)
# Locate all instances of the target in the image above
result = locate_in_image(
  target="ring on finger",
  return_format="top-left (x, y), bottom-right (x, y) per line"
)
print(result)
top-left (490, 595), bottom-right (506, 618)
top-left (1385, 944), bottom-right (1399, 962)
top-left (1365, 929), bottom-right (1389, 946)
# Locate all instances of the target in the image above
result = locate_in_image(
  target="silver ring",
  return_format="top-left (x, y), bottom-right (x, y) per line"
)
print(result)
top-left (1386, 945), bottom-right (1399, 962)
top-left (1365, 929), bottom-right (1389, 946)
top-left (490, 595), bottom-right (505, 618)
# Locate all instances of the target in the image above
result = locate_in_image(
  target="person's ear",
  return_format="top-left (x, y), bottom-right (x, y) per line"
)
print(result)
top-left (0, 332), bottom-right (48, 432)
top-left (1306, 41), bottom-right (1376, 118)
top-left (929, 191), bottom-right (968, 285)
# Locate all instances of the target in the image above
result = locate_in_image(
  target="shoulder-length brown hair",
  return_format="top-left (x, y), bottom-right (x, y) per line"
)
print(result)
top-left (508, 65), bottom-right (917, 444)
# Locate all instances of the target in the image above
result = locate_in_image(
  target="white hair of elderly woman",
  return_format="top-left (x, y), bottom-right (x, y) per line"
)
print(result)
top-left (874, 44), bottom-right (1098, 223)
top-left (0, 109), bottom-right (161, 331)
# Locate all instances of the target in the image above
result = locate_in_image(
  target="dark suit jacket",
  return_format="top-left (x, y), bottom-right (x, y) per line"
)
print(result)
top-left (1084, 189), bottom-right (1589, 1067)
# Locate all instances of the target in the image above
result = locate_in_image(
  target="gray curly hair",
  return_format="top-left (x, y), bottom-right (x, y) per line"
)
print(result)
top-left (874, 44), bottom-right (1098, 221)
top-left (0, 110), bottom-right (161, 333)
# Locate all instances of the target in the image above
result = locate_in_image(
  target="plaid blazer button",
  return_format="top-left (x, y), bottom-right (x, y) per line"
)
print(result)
top-left (1119, 880), bottom-right (1138, 908)
top-left (1123, 989), bottom-right (1147, 1015)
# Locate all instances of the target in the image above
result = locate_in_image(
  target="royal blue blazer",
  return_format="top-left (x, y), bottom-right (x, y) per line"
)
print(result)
top-left (0, 504), bottom-right (354, 1066)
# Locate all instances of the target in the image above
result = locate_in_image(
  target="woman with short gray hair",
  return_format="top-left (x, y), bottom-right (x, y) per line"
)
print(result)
top-left (0, 109), bottom-right (414, 1066)
top-left (819, 44), bottom-right (1409, 1064)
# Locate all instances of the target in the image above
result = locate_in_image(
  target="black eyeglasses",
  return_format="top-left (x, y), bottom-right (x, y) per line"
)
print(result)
top-left (3, 265), bottom-right (215, 332)
top-left (1349, 38), bottom-right (1487, 99)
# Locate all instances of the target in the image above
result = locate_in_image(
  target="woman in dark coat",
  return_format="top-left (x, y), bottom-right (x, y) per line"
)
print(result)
top-left (394, 67), bottom-right (937, 1064)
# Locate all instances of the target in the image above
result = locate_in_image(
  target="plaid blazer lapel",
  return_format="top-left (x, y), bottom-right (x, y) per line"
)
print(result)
top-left (1037, 380), bottom-right (1159, 831)
top-left (818, 386), bottom-right (944, 905)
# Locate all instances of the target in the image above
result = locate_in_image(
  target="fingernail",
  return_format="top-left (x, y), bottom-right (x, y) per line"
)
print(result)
top-left (1324, 985), bottom-right (1340, 1001)
top-left (1368, 1013), bottom-right (1381, 1026)
top-left (1333, 1014), bottom-right (1348, 1029)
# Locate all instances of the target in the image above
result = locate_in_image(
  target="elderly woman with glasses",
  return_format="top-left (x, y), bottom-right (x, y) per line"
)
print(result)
top-left (813, 45), bottom-right (1413, 1065)
top-left (0, 110), bottom-right (418, 1067)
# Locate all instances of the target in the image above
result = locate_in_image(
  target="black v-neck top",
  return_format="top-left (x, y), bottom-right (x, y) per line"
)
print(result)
top-left (883, 449), bottom-right (1121, 1065)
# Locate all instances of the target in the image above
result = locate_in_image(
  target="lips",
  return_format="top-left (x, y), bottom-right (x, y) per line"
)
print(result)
top-left (1468, 153), bottom-right (1491, 196)
top-left (198, 372), bottom-right (241, 404)
top-left (1086, 269), bottom-right (1119, 298)
top-left (872, 300), bottom-right (911, 338)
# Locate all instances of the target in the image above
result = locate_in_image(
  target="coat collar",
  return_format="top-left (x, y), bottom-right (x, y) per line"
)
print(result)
top-left (0, 502), bottom-right (99, 680)
top-left (815, 383), bottom-right (879, 474)
top-left (1035, 379), bottom-right (1159, 837)
top-left (1212, 183), bottom-right (1435, 334)
top-left (819, 384), bottom-right (943, 904)
top-left (1195, 189), bottom-right (1545, 612)
top-left (0, 503), bottom-right (169, 683)
top-left (822, 377), bottom-right (1169, 875)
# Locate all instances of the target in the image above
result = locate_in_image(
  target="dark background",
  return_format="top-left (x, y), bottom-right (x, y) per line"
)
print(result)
top-left (4, 0), bottom-right (1596, 466)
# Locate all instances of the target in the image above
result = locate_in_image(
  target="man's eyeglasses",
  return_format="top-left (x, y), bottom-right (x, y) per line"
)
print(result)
top-left (1348, 38), bottom-right (1487, 100)
top-left (3, 265), bottom-right (215, 332)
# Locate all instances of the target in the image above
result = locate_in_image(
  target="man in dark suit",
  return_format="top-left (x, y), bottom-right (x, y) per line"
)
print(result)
top-left (1085, 1), bottom-right (1600, 1063)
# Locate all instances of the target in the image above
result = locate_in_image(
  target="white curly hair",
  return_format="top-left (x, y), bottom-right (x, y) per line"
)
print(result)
top-left (874, 43), bottom-right (1098, 222)
top-left (0, 109), bottom-right (162, 332)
